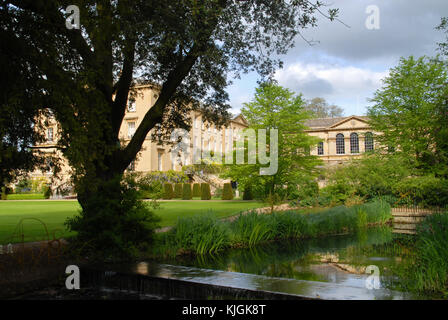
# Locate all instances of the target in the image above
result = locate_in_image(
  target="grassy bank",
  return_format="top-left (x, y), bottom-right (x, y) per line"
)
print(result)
top-left (396, 212), bottom-right (448, 297)
top-left (154, 200), bottom-right (392, 256)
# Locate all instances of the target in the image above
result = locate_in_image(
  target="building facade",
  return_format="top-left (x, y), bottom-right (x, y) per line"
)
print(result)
top-left (32, 84), bottom-right (248, 193)
top-left (305, 116), bottom-right (377, 166)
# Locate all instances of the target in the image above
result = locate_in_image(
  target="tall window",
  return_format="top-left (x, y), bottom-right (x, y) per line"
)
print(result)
top-left (47, 128), bottom-right (54, 142)
top-left (158, 152), bottom-right (163, 171)
top-left (317, 142), bottom-right (324, 155)
top-left (365, 132), bottom-right (374, 152)
top-left (350, 133), bottom-right (359, 154)
top-left (127, 99), bottom-right (136, 112)
top-left (336, 134), bottom-right (345, 154)
top-left (128, 121), bottom-right (135, 139)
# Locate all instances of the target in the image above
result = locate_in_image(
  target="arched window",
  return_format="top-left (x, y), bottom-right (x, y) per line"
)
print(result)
top-left (365, 132), bottom-right (374, 152)
top-left (336, 134), bottom-right (345, 154)
top-left (350, 133), bottom-right (359, 154)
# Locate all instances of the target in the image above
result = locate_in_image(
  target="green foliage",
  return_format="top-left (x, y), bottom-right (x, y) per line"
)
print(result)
top-left (201, 183), bottom-right (211, 200)
top-left (174, 183), bottom-right (183, 199)
top-left (43, 186), bottom-right (52, 199)
top-left (192, 183), bottom-right (201, 197)
top-left (368, 56), bottom-right (448, 178)
top-left (164, 214), bottom-right (229, 255)
top-left (132, 171), bottom-right (188, 199)
top-left (65, 175), bottom-right (161, 261)
top-left (242, 185), bottom-right (253, 200)
top-left (182, 183), bottom-right (192, 200)
top-left (222, 83), bottom-right (322, 200)
top-left (398, 213), bottom-right (448, 295)
top-left (222, 183), bottom-right (234, 200)
top-left (159, 200), bottom-right (391, 255)
top-left (163, 183), bottom-right (174, 199)
top-left (1, 187), bottom-right (7, 200)
top-left (321, 153), bottom-right (448, 207)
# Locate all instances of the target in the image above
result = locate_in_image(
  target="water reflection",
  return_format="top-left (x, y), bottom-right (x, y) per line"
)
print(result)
top-left (160, 227), bottom-right (407, 289)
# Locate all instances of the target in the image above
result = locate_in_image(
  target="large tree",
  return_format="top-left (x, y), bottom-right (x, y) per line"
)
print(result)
top-left (1, 0), bottom-right (338, 254)
top-left (223, 83), bottom-right (321, 201)
top-left (368, 56), bottom-right (448, 178)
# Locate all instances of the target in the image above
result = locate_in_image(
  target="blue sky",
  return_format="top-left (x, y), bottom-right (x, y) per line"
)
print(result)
top-left (226, 0), bottom-right (448, 116)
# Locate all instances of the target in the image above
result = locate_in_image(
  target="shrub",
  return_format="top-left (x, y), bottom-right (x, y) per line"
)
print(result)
top-left (174, 183), bottom-right (183, 198)
top-left (65, 175), bottom-right (161, 261)
top-left (201, 183), bottom-right (211, 200)
top-left (131, 170), bottom-right (188, 199)
top-left (182, 183), bottom-right (192, 200)
top-left (222, 183), bottom-right (233, 200)
top-left (43, 186), bottom-right (52, 199)
top-left (243, 186), bottom-right (253, 200)
top-left (1, 187), bottom-right (7, 200)
top-left (163, 183), bottom-right (174, 199)
top-left (192, 183), bottom-right (201, 197)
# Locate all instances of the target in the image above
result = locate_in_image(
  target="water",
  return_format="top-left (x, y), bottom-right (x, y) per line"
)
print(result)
top-left (150, 227), bottom-right (421, 298)
top-left (81, 227), bottom-right (428, 299)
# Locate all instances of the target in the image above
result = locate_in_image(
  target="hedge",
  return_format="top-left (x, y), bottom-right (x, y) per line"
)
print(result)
top-left (222, 183), bottom-right (234, 200)
top-left (174, 183), bottom-right (183, 198)
top-left (192, 183), bottom-right (201, 197)
top-left (163, 183), bottom-right (174, 199)
top-left (201, 183), bottom-right (211, 200)
top-left (182, 183), bottom-right (192, 200)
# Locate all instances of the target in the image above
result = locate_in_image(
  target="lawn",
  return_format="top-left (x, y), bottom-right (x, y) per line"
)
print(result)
top-left (0, 200), bottom-right (263, 244)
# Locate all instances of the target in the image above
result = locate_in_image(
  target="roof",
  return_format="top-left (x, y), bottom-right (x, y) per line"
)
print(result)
top-left (305, 115), bottom-right (369, 129)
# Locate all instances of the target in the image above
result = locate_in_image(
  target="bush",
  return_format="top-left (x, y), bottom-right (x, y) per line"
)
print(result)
top-left (222, 183), bottom-right (233, 200)
top-left (65, 175), bottom-right (161, 261)
top-left (43, 186), bottom-right (52, 199)
top-left (201, 183), bottom-right (211, 200)
top-left (243, 185), bottom-right (253, 200)
top-left (163, 183), bottom-right (174, 199)
top-left (192, 183), bottom-right (201, 197)
top-left (182, 183), bottom-right (192, 200)
top-left (1, 187), bottom-right (7, 200)
top-left (174, 183), bottom-right (183, 198)
top-left (131, 171), bottom-right (188, 199)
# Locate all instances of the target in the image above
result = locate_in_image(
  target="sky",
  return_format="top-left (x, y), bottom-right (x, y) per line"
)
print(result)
top-left (226, 0), bottom-right (448, 116)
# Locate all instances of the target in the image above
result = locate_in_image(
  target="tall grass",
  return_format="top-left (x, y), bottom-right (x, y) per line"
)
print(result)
top-left (161, 213), bottom-right (229, 255)
top-left (156, 200), bottom-right (392, 256)
top-left (398, 213), bottom-right (448, 296)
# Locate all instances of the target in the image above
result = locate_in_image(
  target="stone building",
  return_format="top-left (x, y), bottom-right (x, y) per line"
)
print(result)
top-left (305, 115), bottom-right (377, 166)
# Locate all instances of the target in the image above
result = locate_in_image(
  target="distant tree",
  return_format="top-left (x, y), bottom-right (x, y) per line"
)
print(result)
top-left (436, 17), bottom-right (448, 56)
top-left (305, 97), bottom-right (344, 118)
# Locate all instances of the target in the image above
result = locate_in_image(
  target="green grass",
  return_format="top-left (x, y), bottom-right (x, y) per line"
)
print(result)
top-left (0, 200), bottom-right (263, 244)
top-left (156, 200), bottom-right (392, 257)
top-left (5, 194), bottom-right (45, 200)
top-left (396, 213), bottom-right (448, 296)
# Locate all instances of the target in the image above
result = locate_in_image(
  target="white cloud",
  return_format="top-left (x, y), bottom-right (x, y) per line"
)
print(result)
top-left (274, 62), bottom-right (388, 104)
